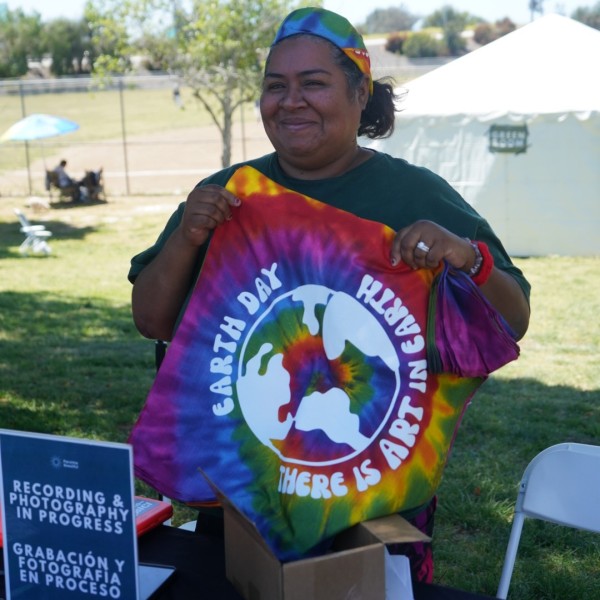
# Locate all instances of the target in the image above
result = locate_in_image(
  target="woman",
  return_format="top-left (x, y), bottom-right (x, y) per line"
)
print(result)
top-left (129, 7), bottom-right (530, 583)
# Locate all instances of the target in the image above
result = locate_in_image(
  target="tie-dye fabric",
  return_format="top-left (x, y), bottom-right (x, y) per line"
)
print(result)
top-left (272, 7), bottom-right (373, 95)
top-left (129, 166), bottom-right (519, 560)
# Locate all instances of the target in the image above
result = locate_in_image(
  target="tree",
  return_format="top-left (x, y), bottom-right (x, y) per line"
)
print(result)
top-left (422, 5), bottom-right (481, 56)
top-left (0, 8), bottom-right (44, 78)
top-left (84, 0), bottom-right (142, 77)
top-left (362, 6), bottom-right (418, 34)
top-left (41, 18), bottom-right (94, 75)
top-left (441, 19), bottom-right (467, 55)
top-left (0, 7), bottom-right (96, 77)
top-left (179, 0), bottom-right (303, 167)
top-left (403, 32), bottom-right (441, 58)
top-left (86, 0), bottom-right (316, 168)
top-left (423, 6), bottom-right (477, 29)
top-left (529, 0), bottom-right (545, 20)
top-left (572, 2), bottom-right (600, 30)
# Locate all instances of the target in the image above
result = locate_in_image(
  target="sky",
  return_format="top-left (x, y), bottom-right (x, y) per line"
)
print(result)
top-left (3, 0), bottom-right (593, 26)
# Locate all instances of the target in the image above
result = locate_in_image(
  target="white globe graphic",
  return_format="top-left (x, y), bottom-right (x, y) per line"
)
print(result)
top-left (237, 285), bottom-right (401, 467)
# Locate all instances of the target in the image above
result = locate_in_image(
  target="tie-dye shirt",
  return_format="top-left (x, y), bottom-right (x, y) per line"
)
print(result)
top-left (129, 166), bottom-right (519, 560)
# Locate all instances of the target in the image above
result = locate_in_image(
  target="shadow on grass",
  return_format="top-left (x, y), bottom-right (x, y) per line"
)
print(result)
top-left (2, 288), bottom-right (598, 452)
top-left (2, 289), bottom-right (598, 598)
top-left (0, 290), bottom-right (155, 443)
top-left (0, 219), bottom-right (99, 259)
top-left (434, 376), bottom-right (600, 597)
top-left (438, 375), bottom-right (599, 524)
top-left (49, 198), bottom-right (109, 210)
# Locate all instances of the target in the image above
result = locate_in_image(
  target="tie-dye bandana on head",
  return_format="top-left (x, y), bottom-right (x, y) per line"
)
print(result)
top-left (272, 7), bottom-right (373, 95)
top-left (130, 166), bottom-right (519, 561)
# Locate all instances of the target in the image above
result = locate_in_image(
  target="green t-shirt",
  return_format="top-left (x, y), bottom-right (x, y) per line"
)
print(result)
top-left (129, 150), bottom-right (530, 303)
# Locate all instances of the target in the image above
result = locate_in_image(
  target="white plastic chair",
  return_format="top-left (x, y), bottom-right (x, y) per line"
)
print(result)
top-left (14, 208), bottom-right (52, 256)
top-left (497, 442), bottom-right (600, 599)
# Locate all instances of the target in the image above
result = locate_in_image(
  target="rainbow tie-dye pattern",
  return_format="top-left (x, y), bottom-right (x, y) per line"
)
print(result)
top-left (130, 166), bottom-right (518, 560)
top-left (272, 7), bottom-right (373, 95)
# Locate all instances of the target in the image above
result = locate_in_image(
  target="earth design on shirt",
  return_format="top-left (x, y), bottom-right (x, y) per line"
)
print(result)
top-left (237, 284), bottom-right (400, 466)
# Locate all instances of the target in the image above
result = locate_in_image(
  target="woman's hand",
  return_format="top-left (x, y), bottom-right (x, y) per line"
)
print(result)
top-left (131, 185), bottom-right (241, 341)
top-left (179, 184), bottom-right (241, 247)
top-left (391, 220), bottom-right (530, 340)
top-left (391, 220), bottom-right (476, 273)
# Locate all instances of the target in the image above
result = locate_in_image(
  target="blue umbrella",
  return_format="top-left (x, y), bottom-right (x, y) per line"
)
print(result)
top-left (1, 113), bottom-right (79, 195)
top-left (0, 113), bottom-right (79, 142)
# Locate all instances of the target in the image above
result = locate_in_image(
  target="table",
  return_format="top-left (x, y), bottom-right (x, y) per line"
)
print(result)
top-left (137, 525), bottom-right (497, 600)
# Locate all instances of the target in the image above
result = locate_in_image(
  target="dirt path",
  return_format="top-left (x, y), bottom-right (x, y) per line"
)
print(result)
top-left (2, 118), bottom-right (274, 198)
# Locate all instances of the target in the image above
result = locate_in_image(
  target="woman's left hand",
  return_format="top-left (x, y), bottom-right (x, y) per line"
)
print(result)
top-left (392, 220), bottom-right (530, 340)
top-left (391, 220), bottom-right (475, 273)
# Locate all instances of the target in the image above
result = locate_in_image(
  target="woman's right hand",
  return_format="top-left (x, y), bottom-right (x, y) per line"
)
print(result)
top-left (179, 184), bottom-right (241, 246)
top-left (132, 184), bottom-right (241, 341)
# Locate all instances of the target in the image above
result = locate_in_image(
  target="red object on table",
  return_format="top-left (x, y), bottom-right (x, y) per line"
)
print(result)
top-left (134, 496), bottom-right (174, 537)
top-left (0, 496), bottom-right (173, 547)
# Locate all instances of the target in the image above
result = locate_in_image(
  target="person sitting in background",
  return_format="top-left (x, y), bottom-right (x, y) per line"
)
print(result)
top-left (53, 159), bottom-right (83, 201)
top-left (54, 159), bottom-right (76, 188)
top-left (81, 168), bottom-right (105, 201)
top-left (128, 7), bottom-right (531, 585)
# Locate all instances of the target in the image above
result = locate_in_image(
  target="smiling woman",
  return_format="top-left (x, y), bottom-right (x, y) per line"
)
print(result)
top-left (126, 5), bottom-right (531, 587)
top-left (260, 35), bottom-right (370, 179)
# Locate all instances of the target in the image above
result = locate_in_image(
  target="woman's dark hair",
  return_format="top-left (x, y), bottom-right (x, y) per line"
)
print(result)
top-left (265, 35), bottom-right (400, 139)
top-left (329, 45), bottom-right (399, 139)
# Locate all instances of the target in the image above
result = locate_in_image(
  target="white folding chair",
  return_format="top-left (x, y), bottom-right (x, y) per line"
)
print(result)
top-left (497, 442), bottom-right (600, 599)
top-left (14, 208), bottom-right (52, 256)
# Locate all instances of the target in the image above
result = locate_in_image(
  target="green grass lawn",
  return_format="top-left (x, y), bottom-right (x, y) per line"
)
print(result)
top-left (0, 197), bottom-right (598, 599)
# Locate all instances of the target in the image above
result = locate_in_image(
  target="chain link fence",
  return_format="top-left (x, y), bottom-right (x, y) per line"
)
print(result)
top-left (1, 53), bottom-right (444, 198)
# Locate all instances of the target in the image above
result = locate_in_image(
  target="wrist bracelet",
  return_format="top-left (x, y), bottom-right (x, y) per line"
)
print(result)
top-left (467, 241), bottom-right (483, 276)
top-left (465, 239), bottom-right (494, 286)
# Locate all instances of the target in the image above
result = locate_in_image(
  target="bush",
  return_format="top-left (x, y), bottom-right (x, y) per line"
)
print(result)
top-left (474, 23), bottom-right (495, 45)
top-left (403, 32), bottom-right (441, 58)
top-left (385, 31), bottom-right (410, 54)
top-left (495, 17), bottom-right (517, 36)
top-left (474, 18), bottom-right (516, 46)
top-left (572, 5), bottom-right (600, 30)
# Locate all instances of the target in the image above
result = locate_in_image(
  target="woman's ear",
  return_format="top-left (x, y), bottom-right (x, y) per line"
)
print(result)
top-left (358, 76), bottom-right (370, 109)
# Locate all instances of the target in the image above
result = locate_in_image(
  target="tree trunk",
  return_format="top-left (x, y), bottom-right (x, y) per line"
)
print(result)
top-left (221, 96), bottom-right (233, 168)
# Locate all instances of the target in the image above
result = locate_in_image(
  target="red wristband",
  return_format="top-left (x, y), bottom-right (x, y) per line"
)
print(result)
top-left (468, 240), bottom-right (494, 286)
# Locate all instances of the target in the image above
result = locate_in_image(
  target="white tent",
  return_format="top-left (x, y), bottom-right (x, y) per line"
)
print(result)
top-left (370, 14), bottom-right (600, 256)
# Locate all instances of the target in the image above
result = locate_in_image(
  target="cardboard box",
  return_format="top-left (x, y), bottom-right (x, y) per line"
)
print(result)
top-left (223, 503), bottom-right (429, 600)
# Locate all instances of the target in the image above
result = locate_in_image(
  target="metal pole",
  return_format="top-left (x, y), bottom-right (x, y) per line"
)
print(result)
top-left (240, 102), bottom-right (246, 160)
top-left (118, 78), bottom-right (131, 195)
top-left (240, 91), bottom-right (247, 162)
top-left (19, 82), bottom-right (33, 195)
